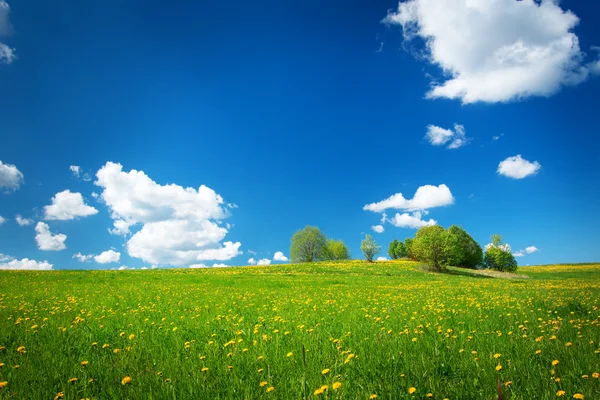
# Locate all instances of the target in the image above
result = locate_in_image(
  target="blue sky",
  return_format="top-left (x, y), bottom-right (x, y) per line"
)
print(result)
top-left (1, 0), bottom-right (599, 270)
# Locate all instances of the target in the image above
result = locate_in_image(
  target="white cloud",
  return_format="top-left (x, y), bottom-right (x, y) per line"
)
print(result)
top-left (248, 257), bottom-right (257, 265)
top-left (513, 250), bottom-right (525, 257)
top-left (425, 124), bottom-right (470, 149)
top-left (273, 251), bottom-right (289, 262)
top-left (372, 225), bottom-right (384, 233)
top-left (364, 184), bottom-right (454, 213)
top-left (35, 222), bottom-right (67, 251)
top-left (257, 258), bottom-right (271, 266)
top-left (73, 252), bottom-right (93, 262)
top-left (15, 214), bottom-right (33, 226)
top-left (190, 263), bottom-right (229, 268)
top-left (95, 162), bottom-right (241, 266)
top-left (0, 215), bottom-right (5, 225)
top-left (377, 256), bottom-right (388, 261)
top-left (497, 155), bottom-right (541, 179)
top-left (109, 219), bottom-right (132, 236)
top-left (525, 246), bottom-right (539, 254)
top-left (383, 0), bottom-right (600, 104)
top-left (0, 1), bottom-right (15, 64)
top-left (118, 265), bottom-right (128, 270)
top-left (0, 255), bottom-right (53, 270)
top-left (44, 190), bottom-right (98, 220)
top-left (390, 211), bottom-right (436, 229)
top-left (69, 165), bottom-right (81, 178)
top-left (212, 263), bottom-right (228, 268)
top-left (94, 250), bottom-right (120, 264)
top-left (0, 160), bottom-right (23, 192)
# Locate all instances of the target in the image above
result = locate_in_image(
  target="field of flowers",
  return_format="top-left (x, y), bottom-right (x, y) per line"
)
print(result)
top-left (0, 261), bottom-right (599, 399)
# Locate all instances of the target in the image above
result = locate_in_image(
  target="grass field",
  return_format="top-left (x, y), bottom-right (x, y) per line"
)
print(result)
top-left (1, 261), bottom-right (599, 399)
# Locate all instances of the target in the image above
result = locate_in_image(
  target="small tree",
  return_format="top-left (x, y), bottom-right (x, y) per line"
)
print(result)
top-left (395, 240), bottom-right (408, 258)
top-left (412, 225), bottom-right (452, 271)
top-left (404, 237), bottom-right (415, 260)
top-left (446, 225), bottom-right (483, 269)
top-left (361, 234), bottom-right (380, 263)
top-left (388, 239), bottom-right (400, 259)
top-left (290, 226), bottom-right (328, 263)
top-left (325, 239), bottom-right (350, 260)
top-left (484, 234), bottom-right (517, 272)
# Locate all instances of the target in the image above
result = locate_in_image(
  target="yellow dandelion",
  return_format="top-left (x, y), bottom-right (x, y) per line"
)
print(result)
top-left (91, 342), bottom-right (97, 346)
top-left (536, 350), bottom-right (542, 354)
top-left (128, 334), bottom-right (135, 340)
top-left (69, 378), bottom-right (78, 383)
top-left (496, 365), bottom-right (502, 371)
top-left (408, 387), bottom-right (417, 394)
top-left (227, 366), bottom-right (233, 370)
top-left (54, 392), bottom-right (64, 400)
top-left (505, 381), bottom-right (513, 386)
top-left (266, 386), bottom-right (275, 393)
top-left (0, 363), bottom-right (4, 368)
top-left (16, 346), bottom-right (26, 354)
top-left (573, 395), bottom-right (584, 400)
top-left (552, 360), bottom-right (559, 366)
top-left (565, 342), bottom-right (572, 347)
top-left (201, 367), bottom-right (208, 372)
top-left (494, 353), bottom-right (501, 359)
top-left (370, 395), bottom-right (378, 399)
top-left (102, 344), bottom-right (110, 349)
top-left (314, 388), bottom-right (324, 396)
top-left (332, 382), bottom-right (342, 390)
top-left (582, 375), bottom-right (589, 379)
top-left (556, 391), bottom-right (565, 397)
top-left (260, 381), bottom-right (268, 387)
top-left (592, 372), bottom-right (599, 378)
top-left (0, 382), bottom-right (8, 389)
top-left (555, 378), bottom-right (561, 383)
top-left (81, 361), bottom-right (89, 366)
top-left (121, 376), bottom-right (132, 385)
top-left (322, 368), bottom-right (330, 375)
top-left (258, 368), bottom-right (264, 373)
top-left (286, 352), bottom-right (293, 357)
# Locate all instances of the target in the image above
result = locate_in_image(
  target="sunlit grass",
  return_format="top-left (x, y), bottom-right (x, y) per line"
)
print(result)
top-left (0, 261), bottom-right (599, 399)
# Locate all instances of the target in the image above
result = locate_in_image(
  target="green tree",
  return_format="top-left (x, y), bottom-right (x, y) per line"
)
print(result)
top-left (404, 237), bottom-right (415, 260)
top-left (388, 239), bottom-right (400, 259)
top-left (290, 226), bottom-right (328, 263)
top-left (412, 225), bottom-right (453, 271)
top-left (361, 234), bottom-right (380, 263)
top-left (484, 234), bottom-right (517, 272)
top-left (446, 225), bottom-right (483, 269)
top-left (395, 241), bottom-right (408, 258)
top-left (325, 239), bottom-right (350, 260)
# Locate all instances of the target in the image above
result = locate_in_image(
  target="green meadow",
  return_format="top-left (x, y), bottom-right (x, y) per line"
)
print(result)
top-left (0, 261), bottom-right (599, 399)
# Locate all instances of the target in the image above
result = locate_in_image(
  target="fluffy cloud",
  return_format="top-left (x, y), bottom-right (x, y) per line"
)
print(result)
top-left (425, 124), bottom-right (470, 149)
top-left (190, 263), bottom-right (229, 269)
top-left (257, 258), bottom-right (271, 266)
top-left (364, 184), bottom-right (454, 213)
top-left (0, 215), bottom-right (5, 225)
top-left (526, 246), bottom-right (539, 254)
top-left (69, 165), bottom-right (81, 178)
top-left (513, 250), bottom-right (525, 257)
top-left (383, 0), bottom-right (600, 104)
top-left (273, 251), bottom-right (289, 262)
top-left (73, 252), bottom-right (93, 262)
top-left (371, 225), bottom-right (383, 233)
top-left (390, 211), bottom-right (436, 228)
top-left (34, 222), bottom-right (67, 251)
top-left (0, 160), bottom-right (23, 192)
top-left (44, 190), bottom-right (98, 220)
top-left (95, 162), bottom-right (241, 266)
top-left (377, 256), bottom-right (388, 261)
top-left (94, 250), bottom-right (121, 264)
top-left (15, 214), bottom-right (33, 226)
top-left (497, 155), bottom-right (541, 179)
top-left (248, 258), bottom-right (257, 265)
top-left (0, 255), bottom-right (53, 270)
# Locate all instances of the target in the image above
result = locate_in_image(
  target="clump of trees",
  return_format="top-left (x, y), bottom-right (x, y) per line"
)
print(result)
top-left (290, 226), bottom-right (350, 263)
top-left (484, 234), bottom-right (517, 272)
top-left (393, 224), bottom-right (484, 271)
top-left (360, 234), bottom-right (380, 262)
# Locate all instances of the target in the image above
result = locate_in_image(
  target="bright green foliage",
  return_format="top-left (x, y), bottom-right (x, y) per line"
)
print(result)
top-left (446, 225), bottom-right (483, 269)
top-left (325, 239), bottom-right (350, 260)
top-left (360, 234), bottom-right (380, 262)
top-left (388, 239), bottom-right (400, 259)
top-left (290, 226), bottom-right (328, 262)
top-left (388, 240), bottom-right (408, 259)
top-left (484, 234), bottom-right (518, 272)
top-left (404, 237), bottom-right (415, 260)
top-left (412, 225), bottom-right (453, 270)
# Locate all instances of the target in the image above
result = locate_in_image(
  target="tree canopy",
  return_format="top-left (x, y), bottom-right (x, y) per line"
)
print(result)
top-left (290, 226), bottom-right (328, 263)
top-left (360, 234), bottom-right (380, 263)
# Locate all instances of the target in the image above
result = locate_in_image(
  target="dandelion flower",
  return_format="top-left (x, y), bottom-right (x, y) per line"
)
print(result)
top-left (573, 395), bottom-right (584, 399)
top-left (68, 378), bottom-right (78, 383)
top-left (408, 387), bottom-right (417, 394)
top-left (54, 392), bottom-right (64, 400)
top-left (322, 368), bottom-right (330, 375)
top-left (535, 350), bottom-right (542, 354)
top-left (121, 376), bottom-right (132, 385)
top-left (494, 353), bottom-right (501, 359)
top-left (260, 381), bottom-right (267, 387)
top-left (592, 372), bottom-right (599, 379)
top-left (332, 382), bottom-right (342, 390)
top-left (496, 365), bottom-right (502, 371)
top-left (556, 390), bottom-right (565, 397)
top-left (129, 334), bottom-right (135, 340)
top-left (0, 382), bottom-right (7, 389)
top-left (552, 360), bottom-right (559, 366)
top-left (286, 352), bottom-right (293, 357)
top-left (426, 394), bottom-right (433, 398)
top-left (370, 395), bottom-right (378, 399)
top-left (81, 361), bottom-right (89, 366)
top-left (16, 346), bottom-right (26, 354)
top-left (505, 381), bottom-right (513, 386)
top-left (266, 387), bottom-right (275, 393)
top-left (201, 367), bottom-right (208, 372)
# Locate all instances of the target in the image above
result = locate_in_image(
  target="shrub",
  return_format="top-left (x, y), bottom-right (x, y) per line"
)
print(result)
top-left (446, 225), bottom-right (483, 269)
top-left (484, 234), bottom-right (517, 272)
top-left (325, 239), bottom-right (350, 260)
top-left (412, 226), bottom-right (452, 271)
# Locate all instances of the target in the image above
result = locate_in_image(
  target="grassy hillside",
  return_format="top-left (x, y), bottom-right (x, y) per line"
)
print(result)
top-left (0, 261), bottom-right (599, 399)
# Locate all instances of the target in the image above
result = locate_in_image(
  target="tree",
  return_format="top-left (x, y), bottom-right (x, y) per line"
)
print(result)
top-left (404, 237), bottom-right (415, 260)
top-left (484, 234), bottom-right (517, 272)
top-left (290, 226), bottom-right (328, 263)
top-left (446, 225), bottom-right (483, 269)
top-left (361, 234), bottom-right (380, 263)
top-left (412, 225), bottom-right (452, 271)
top-left (325, 239), bottom-right (350, 260)
top-left (395, 241), bottom-right (408, 258)
top-left (388, 239), bottom-right (400, 259)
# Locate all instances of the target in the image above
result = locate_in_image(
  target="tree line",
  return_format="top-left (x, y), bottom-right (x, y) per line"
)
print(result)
top-left (290, 225), bottom-right (517, 273)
